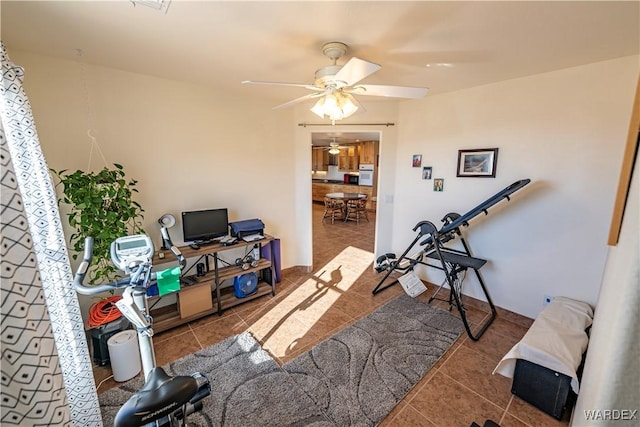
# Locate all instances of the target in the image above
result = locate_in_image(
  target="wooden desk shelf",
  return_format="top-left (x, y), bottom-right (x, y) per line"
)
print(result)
top-left (151, 235), bottom-right (276, 333)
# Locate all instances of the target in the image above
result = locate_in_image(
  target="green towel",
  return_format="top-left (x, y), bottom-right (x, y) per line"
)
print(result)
top-left (156, 266), bottom-right (181, 296)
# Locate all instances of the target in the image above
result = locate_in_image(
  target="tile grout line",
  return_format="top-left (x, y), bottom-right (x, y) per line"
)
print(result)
top-left (439, 370), bottom-right (509, 414)
top-left (187, 322), bottom-right (205, 350)
top-left (401, 340), bottom-right (466, 426)
top-left (401, 332), bottom-right (465, 409)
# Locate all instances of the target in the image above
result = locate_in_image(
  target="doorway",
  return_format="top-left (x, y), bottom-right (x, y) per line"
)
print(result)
top-left (310, 131), bottom-right (380, 268)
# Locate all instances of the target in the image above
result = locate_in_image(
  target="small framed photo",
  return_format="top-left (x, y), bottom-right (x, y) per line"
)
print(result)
top-left (412, 154), bottom-right (422, 167)
top-left (457, 148), bottom-right (498, 177)
top-left (433, 178), bottom-right (444, 192)
top-left (422, 166), bottom-right (432, 180)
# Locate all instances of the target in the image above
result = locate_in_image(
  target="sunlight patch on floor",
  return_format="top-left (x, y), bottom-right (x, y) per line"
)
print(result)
top-left (252, 246), bottom-right (374, 357)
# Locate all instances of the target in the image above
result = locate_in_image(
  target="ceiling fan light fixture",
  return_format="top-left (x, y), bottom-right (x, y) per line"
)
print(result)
top-left (328, 146), bottom-right (341, 155)
top-left (130, 0), bottom-right (171, 13)
top-left (310, 91), bottom-right (358, 121)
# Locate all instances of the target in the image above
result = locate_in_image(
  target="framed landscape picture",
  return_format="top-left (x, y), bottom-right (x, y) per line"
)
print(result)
top-left (457, 148), bottom-right (498, 177)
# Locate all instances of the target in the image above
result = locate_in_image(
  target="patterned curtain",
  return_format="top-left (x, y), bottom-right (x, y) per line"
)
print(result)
top-left (0, 42), bottom-right (102, 425)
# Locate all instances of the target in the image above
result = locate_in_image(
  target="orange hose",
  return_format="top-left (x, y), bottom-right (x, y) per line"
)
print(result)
top-left (88, 295), bottom-right (122, 328)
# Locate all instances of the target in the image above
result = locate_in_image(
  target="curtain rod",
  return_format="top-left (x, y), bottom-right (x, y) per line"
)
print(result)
top-left (298, 122), bottom-right (395, 127)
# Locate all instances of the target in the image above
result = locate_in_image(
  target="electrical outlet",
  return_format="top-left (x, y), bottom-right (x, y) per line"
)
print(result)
top-left (543, 295), bottom-right (553, 307)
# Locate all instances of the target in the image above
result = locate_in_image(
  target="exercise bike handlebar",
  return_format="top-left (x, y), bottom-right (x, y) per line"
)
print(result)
top-left (73, 237), bottom-right (130, 295)
top-left (73, 229), bottom-right (186, 296)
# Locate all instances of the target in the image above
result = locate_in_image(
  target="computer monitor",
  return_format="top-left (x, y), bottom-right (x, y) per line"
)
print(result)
top-left (181, 208), bottom-right (228, 243)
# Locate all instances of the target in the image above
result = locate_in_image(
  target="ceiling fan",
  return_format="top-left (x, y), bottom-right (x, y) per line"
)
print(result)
top-left (242, 42), bottom-right (428, 121)
top-left (317, 138), bottom-right (349, 154)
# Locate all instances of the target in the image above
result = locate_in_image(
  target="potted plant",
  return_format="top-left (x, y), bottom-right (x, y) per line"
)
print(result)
top-left (51, 163), bottom-right (145, 285)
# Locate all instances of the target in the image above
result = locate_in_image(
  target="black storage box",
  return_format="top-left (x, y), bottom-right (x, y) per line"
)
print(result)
top-left (511, 359), bottom-right (575, 420)
top-left (229, 218), bottom-right (265, 239)
top-left (89, 317), bottom-right (130, 366)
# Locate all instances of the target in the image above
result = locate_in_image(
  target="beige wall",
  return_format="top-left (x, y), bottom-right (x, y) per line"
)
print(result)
top-left (9, 48), bottom-right (307, 315)
top-left (393, 55), bottom-right (639, 318)
top-left (9, 47), bottom-right (639, 321)
top-left (11, 49), bottom-right (300, 263)
top-left (574, 153), bottom-right (638, 425)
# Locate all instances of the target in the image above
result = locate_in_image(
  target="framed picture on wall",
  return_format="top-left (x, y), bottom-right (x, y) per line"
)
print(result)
top-left (422, 166), bottom-right (432, 179)
top-left (457, 148), bottom-right (498, 177)
top-left (412, 154), bottom-right (422, 167)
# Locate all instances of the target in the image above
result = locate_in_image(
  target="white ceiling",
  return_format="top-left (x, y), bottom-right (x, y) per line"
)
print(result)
top-left (2, 0), bottom-right (638, 146)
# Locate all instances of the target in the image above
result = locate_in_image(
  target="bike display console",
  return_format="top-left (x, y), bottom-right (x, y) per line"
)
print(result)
top-left (151, 235), bottom-right (277, 332)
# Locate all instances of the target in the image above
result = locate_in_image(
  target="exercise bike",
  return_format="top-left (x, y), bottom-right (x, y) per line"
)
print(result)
top-left (73, 227), bottom-right (211, 427)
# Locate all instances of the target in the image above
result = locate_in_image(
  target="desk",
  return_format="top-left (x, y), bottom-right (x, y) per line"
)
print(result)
top-left (151, 236), bottom-right (276, 332)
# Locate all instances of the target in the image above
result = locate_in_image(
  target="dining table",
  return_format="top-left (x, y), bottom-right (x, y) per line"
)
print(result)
top-left (325, 192), bottom-right (367, 201)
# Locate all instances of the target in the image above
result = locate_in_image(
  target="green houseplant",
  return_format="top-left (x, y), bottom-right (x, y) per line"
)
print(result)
top-left (51, 163), bottom-right (145, 285)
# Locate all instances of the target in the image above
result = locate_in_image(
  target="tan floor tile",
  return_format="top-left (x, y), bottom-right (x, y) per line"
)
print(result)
top-left (499, 411), bottom-right (531, 427)
top-left (152, 322), bottom-right (192, 343)
top-left (385, 403), bottom-right (437, 427)
top-left (190, 313), bottom-right (248, 347)
top-left (438, 345), bottom-right (513, 409)
top-left (462, 327), bottom-right (521, 364)
top-left (153, 330), bottom-right (202, 366)
top-left (507, 395), bottom-right (570, 426)
top-left (410, 372), bottom-right (504, 427)
top-left (495, 307), bottom-right (534, 329)
top-left (379, 401), bottom-right (408, 426)
top-left (485, 316), bottom-right (529, 342)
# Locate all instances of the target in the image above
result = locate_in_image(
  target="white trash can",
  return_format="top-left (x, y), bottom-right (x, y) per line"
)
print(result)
top-left (107, 330), bottom-right (141, 382)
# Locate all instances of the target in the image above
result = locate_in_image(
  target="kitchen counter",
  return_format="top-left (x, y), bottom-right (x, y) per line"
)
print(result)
top-left (312, 181), bottom-right (375, 211)
top-left (312, 179), bottom-right (359, 185)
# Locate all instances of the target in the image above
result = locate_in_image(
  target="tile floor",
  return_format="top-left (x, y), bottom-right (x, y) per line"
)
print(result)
top-left (94, 203), bottom-right (570, 427)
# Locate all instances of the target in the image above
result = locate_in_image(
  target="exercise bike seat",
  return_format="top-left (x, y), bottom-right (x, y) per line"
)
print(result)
top-left (114, 366), bottom-right (198, 427)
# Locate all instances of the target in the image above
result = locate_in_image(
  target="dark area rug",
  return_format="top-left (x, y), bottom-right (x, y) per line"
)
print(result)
top-left (98, 295), bottom-right (462, 426)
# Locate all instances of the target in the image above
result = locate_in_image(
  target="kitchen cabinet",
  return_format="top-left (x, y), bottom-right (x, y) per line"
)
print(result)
top-left (360, 141), bottom-right (376, 164)
top-left (338, 145), bottom-right (360, 171)
top-left (312, 183), bottom-right (330, 202)
top-left (312, 148), bottom-right (328, 171)
top-left (312, 182), bottom-right (346, 202)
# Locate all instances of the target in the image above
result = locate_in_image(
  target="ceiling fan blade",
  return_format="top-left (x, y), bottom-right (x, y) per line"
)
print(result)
top-left (348, 84), bottom-right (428, 99)
top-left (272, 92), bottom-right (324, 110)
top-left (334, 57), bottom-right (381, 87)
top-left (349, 94), bottom-right (367, 114)
top-left (242, 80), bottom-right (322, 91)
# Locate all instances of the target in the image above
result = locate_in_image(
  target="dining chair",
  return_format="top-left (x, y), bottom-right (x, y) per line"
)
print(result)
top-left (344, 198), bottom-right (369, 224)
top-left (322, 198), bottom-right (344, 224)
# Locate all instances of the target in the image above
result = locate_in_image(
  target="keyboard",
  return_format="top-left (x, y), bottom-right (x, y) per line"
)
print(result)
top-left (242, 234), bottom-right (264, 242)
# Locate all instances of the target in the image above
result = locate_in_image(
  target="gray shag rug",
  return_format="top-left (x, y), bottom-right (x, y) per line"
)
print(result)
top-left (282, 295), bottom-right (464, 426)
top-left (99, 295), bottom-right (462, 426)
